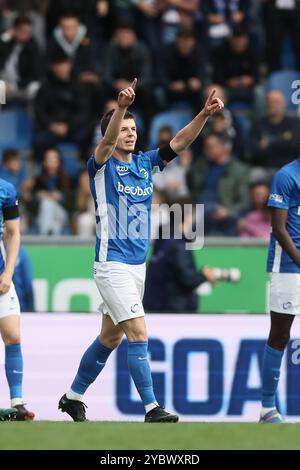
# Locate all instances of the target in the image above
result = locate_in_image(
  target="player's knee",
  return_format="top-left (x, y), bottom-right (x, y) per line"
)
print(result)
top-left (269, 331), bottom-right (290, 350)
top-left (126, 329), bottom-right (147, 342)
top-left (2, 332), bottom-right (21, 345)
top-left (100, 335), bottom-right (123, 350)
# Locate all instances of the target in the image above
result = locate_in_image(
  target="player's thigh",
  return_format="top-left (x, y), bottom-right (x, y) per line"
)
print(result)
top-left (99, 314), bottom-right (124, 349)
top-left (269, 273), bottom-right (300, 315)
top-left (119, 316), bottom-right (148, 342)
top-left (94, 262), bottom-right (145, 325)
top-left (0, 284), bottom-right (20, 344)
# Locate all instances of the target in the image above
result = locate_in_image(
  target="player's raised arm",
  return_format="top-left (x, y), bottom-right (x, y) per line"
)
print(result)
top-left (167, 89), bottom-right (224, 158)
top-left (271, 208), bottom-right (300, 267)
top-left (94, 78), bottom-right (137, 165)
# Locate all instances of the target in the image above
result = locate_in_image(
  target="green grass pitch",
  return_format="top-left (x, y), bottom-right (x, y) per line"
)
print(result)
top-left (0, 422), bottom-right (300, 450)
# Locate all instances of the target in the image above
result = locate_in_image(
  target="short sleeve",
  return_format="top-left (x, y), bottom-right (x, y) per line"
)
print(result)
top-left (268, 170), bottom-right (294, 210)
top-left (87, 154), bottom-right (104, 177)
top-left (144, 148), bottom-right (165, 173)
top-left (3, 183), bottom-right (19, 220)
top-left (3, 183), bottom-right (17, 208)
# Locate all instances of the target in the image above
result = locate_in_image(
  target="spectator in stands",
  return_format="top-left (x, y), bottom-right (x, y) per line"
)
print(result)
top-left (159, 0), bottom-right (200, 45)
top-left (103, 22), bottom-right (153, 120)
top-left (144, 199), bottom-right (219, 313)
top-left (202, 84), bottom-right (244, 160)
top-left (45, 0), bottom-right (111, 39)
top-left (153, 148), bottom-right (193, 201)
top-left (237, 181), bottom-right (271, 239)
top-left (48, 12), bottom-right (104, 119)
top-left (0, 149), bottom-right (26, 196)
top-left (212, 24), bottom-right (259, 105)
top-left (263, 0), bottom-right (300, 72)
top-left (160, 27), bottom-right (204, 110)
top-left (33, 147), bottom-right (72, 235)
top-left (203, 0), bottom-right (251, 49)
top-left (34, 54), bottom-right (91, 159)
top-left (188, 133), bottom-right (249, 235)
top-left (0, 0), bottom-right (48, 50)
top-left (251, 90), bottom-right (300, 170)
top-left (48, 13), bottom-right (99, 79)
top-left (74, 170), bottom-right (95, 237)
top-left (0, 14), bottom-right (42, 103)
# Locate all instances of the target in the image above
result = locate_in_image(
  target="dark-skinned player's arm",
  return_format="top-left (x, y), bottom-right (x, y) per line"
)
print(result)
top-left (159, 89), bottom-right (224, 165)
top-left (94, 78), bottom-right (137, 165)
top-left (271, 208), bottom-right (300, 267)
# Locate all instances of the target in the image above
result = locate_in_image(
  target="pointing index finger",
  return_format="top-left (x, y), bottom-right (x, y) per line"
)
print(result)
top-left (131, 78), bottom-right (137, 90)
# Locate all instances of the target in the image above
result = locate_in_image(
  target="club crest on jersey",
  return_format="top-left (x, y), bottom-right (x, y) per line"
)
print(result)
top-left (140, 168), bottom-right (149, 180)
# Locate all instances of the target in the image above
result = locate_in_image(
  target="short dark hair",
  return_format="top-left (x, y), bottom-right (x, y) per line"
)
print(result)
top-left (2, 149), bottom-right (20, 164)
top-left (100, 109), bottom-right (136, 136)
top-left (59, 13), bottom-right (80, 22)
top-left (49, 51), bottom-right (71, 65)
top-left (13, 15), bottom-right (32, 28)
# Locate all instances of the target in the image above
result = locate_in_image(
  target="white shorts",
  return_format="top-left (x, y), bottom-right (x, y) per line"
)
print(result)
top-left (0, 283), bottom-right (20, 319)
top-left (269, 273), bottom-right (300, 315)
top-left (94, 261), bottom-right (146, 325)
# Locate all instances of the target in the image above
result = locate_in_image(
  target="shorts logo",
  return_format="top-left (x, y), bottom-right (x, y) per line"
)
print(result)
top-left (283, 302), bottom-right (292, 310)
top-left (131, 303), bottom-right (139, 313)
top-left (269, 193), bottom-right (283, 203)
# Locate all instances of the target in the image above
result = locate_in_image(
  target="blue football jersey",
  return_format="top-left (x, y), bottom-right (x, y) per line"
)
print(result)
top-left (0, 178), bottom-right (19, 274)
top-left (87, 149), bottom-right (165, 265)
top-left (267, 159), bottom-right (300, 273)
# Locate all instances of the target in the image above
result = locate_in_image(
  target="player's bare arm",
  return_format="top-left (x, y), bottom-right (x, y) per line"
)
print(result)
top-left (95, 78), bottom-right (137, 165)
top-left (271, 207), bottom-right (300, 267)
top-left (0, 219), bottom-right (20, 295)
top-left (167, 89), bottom-right (224, 159)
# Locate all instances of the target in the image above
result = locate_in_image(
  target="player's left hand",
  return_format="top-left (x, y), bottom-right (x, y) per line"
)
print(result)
top-left (203, 88), bottom-right (224, 117)
top-left (0, 271), bottom-right (12, 295)
top-left (118, 78), bottom-right (137, 109)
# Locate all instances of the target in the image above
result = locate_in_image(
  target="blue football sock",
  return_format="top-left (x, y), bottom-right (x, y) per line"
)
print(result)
top-left (5, 344), bottom-right (23, 400)
top-left (71, 338), bottom-right (113, 395)
top-left (262, 344), bottom-right (284, 408)
top-left (127, 341), bottom-right (157, 408)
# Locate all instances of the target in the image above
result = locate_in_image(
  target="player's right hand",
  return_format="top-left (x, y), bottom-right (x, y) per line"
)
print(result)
top-left (0, 271), bottom-right (12, 295)
top-left (118, 78), bottom-right (137, 108)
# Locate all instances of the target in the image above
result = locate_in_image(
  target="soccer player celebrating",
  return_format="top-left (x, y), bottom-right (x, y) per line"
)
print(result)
top-left (59, 79), bottom-right (224, 422)
top-left (261, 159), bottom-right (300, 423)
top-left (0, 180), bottom-right (34, 420)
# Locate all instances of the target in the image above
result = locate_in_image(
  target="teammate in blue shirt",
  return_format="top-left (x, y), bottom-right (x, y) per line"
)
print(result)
top-left (0, 179), bottom-right (34, 420)
top-left (261, 159), bottom-right (300, 423)
top-left (59, 79), bottom-right (224, 422)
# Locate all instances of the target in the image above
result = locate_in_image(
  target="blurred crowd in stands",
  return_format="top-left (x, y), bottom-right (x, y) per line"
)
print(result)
top-left (0, 0), bottom-right (299, 237)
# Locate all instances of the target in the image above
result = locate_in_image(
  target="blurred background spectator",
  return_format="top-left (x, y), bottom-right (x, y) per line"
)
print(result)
top-left (29, 147), bottom-right (72, 235)
top-left (188, 133), bottom-right (249, 235)
top-left (0, 14), bottom-right (42, 104)
top-left (237, 181), bottom-right (271, 239)
top-left (0, 0), bottom-right (299, 237)
top-left (250, 89), bottom-right (300, 171)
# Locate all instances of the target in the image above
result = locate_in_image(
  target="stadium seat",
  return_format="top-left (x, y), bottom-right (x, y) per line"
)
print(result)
top-left (0, 110), bottom-right (32, 151)
top-left (148, 110), bottom-right (193, 148)
top-left (267, 70), bottom-right (300, 110)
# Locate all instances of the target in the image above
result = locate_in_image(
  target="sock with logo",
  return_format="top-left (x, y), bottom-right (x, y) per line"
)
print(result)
top-left (5, 344), bottom-right (23, 404)
top-left (127, 341), bottom-right (158, 413)
top-left (261, 343), bottom-right (284, 409)
top-left (68, 338), bottom-right (113, 399)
